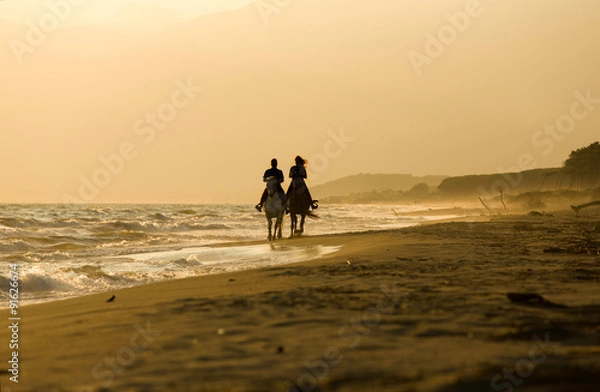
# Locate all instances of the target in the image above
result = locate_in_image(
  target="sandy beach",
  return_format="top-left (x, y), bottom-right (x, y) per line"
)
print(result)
top-left (2, 211), bottom-right (600, 392)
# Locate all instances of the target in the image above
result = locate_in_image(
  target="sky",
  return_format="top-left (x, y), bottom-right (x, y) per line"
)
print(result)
top-left (1, 0), bottom-right (599, 203)
top-left (0, 1), bottom-right (255, 25)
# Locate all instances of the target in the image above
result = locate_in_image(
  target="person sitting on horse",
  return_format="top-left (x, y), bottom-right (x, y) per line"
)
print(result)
top-left (255, 158), bottom-right (286, 212)
top-left (286, 155), bottom-right (318, 210)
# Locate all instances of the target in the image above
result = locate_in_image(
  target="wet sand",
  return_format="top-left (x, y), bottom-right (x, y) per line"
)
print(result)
top-left (2, 212), bottom-right (600, 391)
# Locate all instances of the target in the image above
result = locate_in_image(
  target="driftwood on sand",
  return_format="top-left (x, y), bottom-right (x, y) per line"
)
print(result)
top-left (571, 200), bottom-right (600, 215)
top-left (478, 191), bottom-right (506, 215)
top-left (478, 197), bottom-right (492, 213)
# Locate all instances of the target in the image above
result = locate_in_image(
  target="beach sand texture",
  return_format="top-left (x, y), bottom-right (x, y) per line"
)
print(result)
top-left (2, 214), bottom-right (600, 392)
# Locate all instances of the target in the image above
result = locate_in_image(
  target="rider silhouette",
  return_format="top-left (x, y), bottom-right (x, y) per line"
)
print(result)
top-left (286, 156), bottom-right (318, 210)
top-left (255, 158), bottom-right (286, 212)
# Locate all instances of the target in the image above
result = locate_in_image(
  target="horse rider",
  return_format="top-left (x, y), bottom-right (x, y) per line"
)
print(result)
top-left (286, 155), bottom-right (318, 210)
top-left (255, 158), bottom-right (286, 212)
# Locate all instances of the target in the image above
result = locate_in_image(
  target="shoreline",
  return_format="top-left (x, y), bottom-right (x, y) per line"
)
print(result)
top-left (0, 208), bottom-right (563, 310)
top-left (5, 208), bottom-right (479, 309)
top-left (5, 225), bottom-right (421, 310)
top-left (2, 212), bottom-right (600, 391)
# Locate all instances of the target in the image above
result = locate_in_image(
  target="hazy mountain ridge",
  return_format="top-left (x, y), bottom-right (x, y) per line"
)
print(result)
top-left (438, 168), bottom-right (561, 197)
top-left (312, 173), bottom-right (447, 198)
top-left (439, 142), bottom-right (600, 198)
top-left (320, 142), bottom-right (600, 206)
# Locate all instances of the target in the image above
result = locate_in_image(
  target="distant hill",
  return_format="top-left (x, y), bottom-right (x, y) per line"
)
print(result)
top-left (437, 168), bottom-right (564, 198)
top-left (311, 143), bottom-right (600, 205)
top-left (438, 164), bottom-right (600, 199)
top-left (311, 174), bottom-right (447, 198)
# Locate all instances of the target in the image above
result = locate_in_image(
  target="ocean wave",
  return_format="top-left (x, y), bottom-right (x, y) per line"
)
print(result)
top-left (148, 213), bottom-right (171, 221)
top-left (104, 220), bottom-right (157, 232)
top-left (46, 242), bottom-right (91, 251)
top-left (19, 273), bottom-right (75, 293)
top-left (0, 223), bottom-right (17, 232)
top-left (83, 207), bottom-right (111, 214)
top-left (0, 239), bottom-right (36, 252)
top-left (184, 223), bottom-right (231, 231)
top-left (0, 217), bottom-right (86, 230)
top-left (93, 220), bottom-right (232, 234)
top-left (65, 265), bottom-right (125, 281)
top-left (119, 208), bottom-right (140, 214)
top-left (172, 257), bottom-right (203, 267)
top-left (0, 217), bottom-right (40, 229)
top-left (5, 235), bottom-right (97, 252)
top-left (193, 213), bottom-right (222, 219)
top-left (31, 250), bottom-right (74, 261)
top-left (0, 265), bottom-right (138, 297)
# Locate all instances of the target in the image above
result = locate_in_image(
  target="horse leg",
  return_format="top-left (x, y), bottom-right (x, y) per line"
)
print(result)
top-left (289, 214), bottom-right (296, 238)
top-left (299, 213), bottom-right (306, 234)
top-left (294, 214), bottom-right (304, 236)
top-left (276, 214), bottom-right (283, 239)
top-left (267, 217), bottom-right (272, 241)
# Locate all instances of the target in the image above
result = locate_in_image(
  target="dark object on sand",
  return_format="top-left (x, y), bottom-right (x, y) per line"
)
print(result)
top-left (478, 197), bottom-right (492, 213)
top-left (277, 345), bottom-right (285, 354)
top-left (571, 200), bottom-right (600, 216)
top-left (106, 295), bottom-right (116, 303)
top-left (506, 292), bottom-right (566, 308)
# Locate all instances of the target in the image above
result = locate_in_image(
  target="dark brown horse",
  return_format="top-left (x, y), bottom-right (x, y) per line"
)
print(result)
top-left (288, 180), bottom-right (318, 238)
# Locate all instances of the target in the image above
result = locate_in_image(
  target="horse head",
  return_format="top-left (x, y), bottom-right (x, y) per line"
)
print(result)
top-left (265, 176), bottom-right (280, 198)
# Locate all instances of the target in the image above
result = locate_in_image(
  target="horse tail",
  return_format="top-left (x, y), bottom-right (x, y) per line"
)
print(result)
top-left (306, 211), bottom-right (320, 220)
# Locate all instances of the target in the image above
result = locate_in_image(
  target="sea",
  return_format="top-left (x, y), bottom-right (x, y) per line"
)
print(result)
top-left (0, 204), bottom-right (460, 307)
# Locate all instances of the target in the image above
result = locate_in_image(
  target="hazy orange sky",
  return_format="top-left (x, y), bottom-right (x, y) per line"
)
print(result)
top-left (1, 0), bottom-right (599, 203)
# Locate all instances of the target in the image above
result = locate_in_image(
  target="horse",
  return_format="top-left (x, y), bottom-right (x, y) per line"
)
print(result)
top-left (264, 176), bottom-right (285, 241)
top-left (287, 179), bottom-right (318, 238)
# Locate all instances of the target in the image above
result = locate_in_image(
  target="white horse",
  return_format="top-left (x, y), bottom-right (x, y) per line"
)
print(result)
top-left (264, 176), bottom-right (285, 241)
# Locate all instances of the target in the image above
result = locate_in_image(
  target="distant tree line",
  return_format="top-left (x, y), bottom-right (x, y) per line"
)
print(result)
top-left (561, 142), bottom-right (600, 191)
